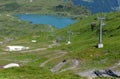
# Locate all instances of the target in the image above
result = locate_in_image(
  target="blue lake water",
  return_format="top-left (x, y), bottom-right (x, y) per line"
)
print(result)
top-left (15, 14), bottom-right (76, 28)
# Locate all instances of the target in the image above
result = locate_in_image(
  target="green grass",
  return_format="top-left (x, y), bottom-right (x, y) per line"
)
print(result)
top-left (0, 50), bottom-right (81, 79)
top-left (54, 12), bottom-right (120, 70)
top-left (0, 67), bottom-right (82, 79)
top-left (0, 14), bottom-right (55, 42)
top-left (0, 0), bottom-right (90, 18)
top-left (0, 5), bottom-right (120, 78)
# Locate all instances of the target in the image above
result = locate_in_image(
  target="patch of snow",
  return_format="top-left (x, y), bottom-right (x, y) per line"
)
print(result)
top-left (3, 63), bottom-right (20, 69)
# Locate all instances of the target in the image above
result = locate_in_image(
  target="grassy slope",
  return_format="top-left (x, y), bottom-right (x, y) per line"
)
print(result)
top-left (54, 12), bottom-right (120, 70)
top-left (0, 14), bottom-right (56, 50)
top-left (0, 0), bottom-right (90, 18)
top-left (0, 1), bottom-right (119, 78)
top-left (0, 12), bottom-right (119, 79)
top-left (16, 0), bottom-right (64, 14)
top-left (0, 0), bottom-right (63, 13)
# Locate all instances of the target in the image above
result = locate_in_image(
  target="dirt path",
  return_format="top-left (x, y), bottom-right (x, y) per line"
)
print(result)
top-left (76, 69), bottom-right (96, 79)
top-left (21, 48), bottom-right (47, 53)
top-left (60, 59), bottom-right (79, 72)
top-left (40, 51), bottom-right (67, 67)
top-left (50, 59), bottom-right (79, 73)
top-left (109, 61), bottom-right (120, 69)
top-left (0, 58), bottom-right (29, 63)
top-left (50, 60), bottom-right (68, 72)
top-left (40, 49), bottom-right (80, 73)
top-left (21, 41), bottom-right (59, 53)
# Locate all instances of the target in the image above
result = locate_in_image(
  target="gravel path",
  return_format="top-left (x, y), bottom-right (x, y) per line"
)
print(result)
top-left (76, 61), bottom-right (120, 79)
top-left (76, 69), bottom-right (120, 79)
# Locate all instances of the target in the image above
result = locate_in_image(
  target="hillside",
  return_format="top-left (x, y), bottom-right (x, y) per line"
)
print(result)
top-left (0, 0), bottom-right (90, 18)
top-left (0, 0), bottom-right (120, 79)
top-left (0, 13), bottom-right (57, 48)
top-left (0, 12), bottom-right (120, 79)
top-left (72, 0), bottom-right (120, 13)
top-left (1, 0), bottom-right (120, 14)
top-left (55, 12), bottom-right (120, 70)
top-left (52, 12), bottom-right (120, 78)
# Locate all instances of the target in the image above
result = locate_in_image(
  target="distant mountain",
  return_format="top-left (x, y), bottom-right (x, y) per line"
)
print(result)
top-left (72, 0), bottom-right (120, 13)
top-left (0, 0), bottom-right (90, 18)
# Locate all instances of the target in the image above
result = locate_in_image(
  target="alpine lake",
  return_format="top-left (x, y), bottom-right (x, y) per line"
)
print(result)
top-left (15, 14), bottom-right (76, 28)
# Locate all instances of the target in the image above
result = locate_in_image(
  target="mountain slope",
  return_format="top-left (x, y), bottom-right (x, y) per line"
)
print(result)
top-left (0, 14), bottom-right (55, 43)
top-left (0, 10), bottom-right (120, 79)
top-left (0, 0), bottom-right (90, 18)
top-left (55, 12), bottom-right (120, 70)
top-left (72, 0), bottom-right (120, 13)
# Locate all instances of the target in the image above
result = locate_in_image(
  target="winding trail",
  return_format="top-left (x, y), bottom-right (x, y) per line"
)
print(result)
top-left (40, 51), bottom-right (67, 67)
top-left (40, 42), bottom-right (80, 72)
top-left (50, 60), bottom-right (68, 72)
top-left (50, 59), bottom-right (79, 73)
top-left (39, 49), bottom-right (80, 73)
top-left (1, 41), bottom-right (119, 78)
top-left (60, 59), bottom-right (79, 72)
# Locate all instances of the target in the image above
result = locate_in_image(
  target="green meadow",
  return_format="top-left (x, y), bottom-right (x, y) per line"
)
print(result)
top-left (0, 0), bottom-right (120, 79)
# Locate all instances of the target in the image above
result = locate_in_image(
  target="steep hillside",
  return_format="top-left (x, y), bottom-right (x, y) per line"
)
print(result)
top-left (55, 12), bottom-right (120, 70)
top-left (72, 0), bottom-right (120, 13)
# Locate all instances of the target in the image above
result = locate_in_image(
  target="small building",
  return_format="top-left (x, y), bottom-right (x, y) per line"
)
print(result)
top-left (31, 40), bottom-right (37, 43)
top-left (6, 46), bottom-right (29, 51)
